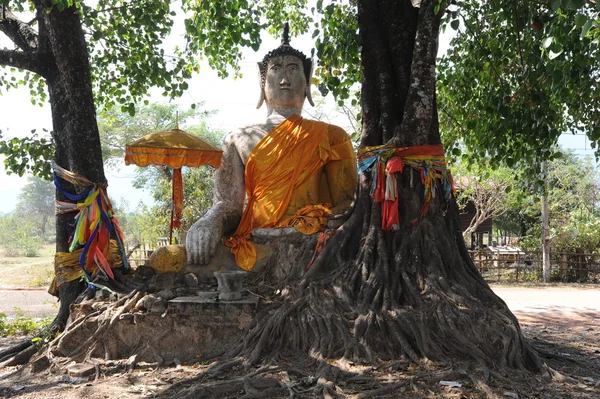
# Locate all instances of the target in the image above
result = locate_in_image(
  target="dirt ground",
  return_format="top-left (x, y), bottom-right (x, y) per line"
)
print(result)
top-left (0, 284), bottom-right (599, 398)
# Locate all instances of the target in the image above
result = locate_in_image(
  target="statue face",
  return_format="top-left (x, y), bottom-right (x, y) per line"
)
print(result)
top-left (264, 55), bottom-right (306, 110)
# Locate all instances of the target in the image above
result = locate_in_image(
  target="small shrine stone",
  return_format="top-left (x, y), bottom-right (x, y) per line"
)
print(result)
top-left (67, 363), bottom-right (95, 378)
top-left (215, 271), bottom-right (247, 301)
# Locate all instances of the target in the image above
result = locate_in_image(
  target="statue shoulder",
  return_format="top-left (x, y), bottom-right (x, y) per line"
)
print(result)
top-left (222, 124), bottom-right (267, 147)
top-left (221, 124), bottom-right (269, 163)
top-left (325, 123), bottom-right (352, 145)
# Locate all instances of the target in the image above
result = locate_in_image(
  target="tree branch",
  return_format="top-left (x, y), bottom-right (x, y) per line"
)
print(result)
top-left (0, 6), bottom-right (38, 52)
top-left (0, 49), bottom-right (42, 74)
top-left (396, 0), bottom-right (442, 146)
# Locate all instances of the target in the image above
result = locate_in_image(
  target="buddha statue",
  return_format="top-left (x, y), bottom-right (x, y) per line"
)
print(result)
top-left (185, 24), bottom-right (357, 272)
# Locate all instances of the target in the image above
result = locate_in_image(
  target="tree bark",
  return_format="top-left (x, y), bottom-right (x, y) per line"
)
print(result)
top-left (0, 3), bottom-right (106, 358)
top-left (40, 3), bottom-right (106, 327)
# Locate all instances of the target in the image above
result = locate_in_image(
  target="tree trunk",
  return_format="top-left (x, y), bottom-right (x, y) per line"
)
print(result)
top-left (0, 3), bottom-right (106, 362)
top-left (38, 2), bottom-right (106, 329)
top-left (231, 0), bottom-right (542, 374)
top-left (41, 214), bottom-right (47, 237)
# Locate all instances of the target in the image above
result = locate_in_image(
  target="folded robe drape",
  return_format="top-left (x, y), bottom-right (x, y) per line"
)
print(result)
top-left (224, 114), bottom-right (354, 271)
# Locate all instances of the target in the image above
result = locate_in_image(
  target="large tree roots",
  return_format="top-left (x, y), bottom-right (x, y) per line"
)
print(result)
top-left (0, 268), bottom-right (140, 368)
top-left (229, 282), bottom-right (543, 374)
top-left (226, 208), bottom-right (545, 376)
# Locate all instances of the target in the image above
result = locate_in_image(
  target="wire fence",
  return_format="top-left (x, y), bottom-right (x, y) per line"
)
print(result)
top-left (469, 249), bottom-right (600, 283)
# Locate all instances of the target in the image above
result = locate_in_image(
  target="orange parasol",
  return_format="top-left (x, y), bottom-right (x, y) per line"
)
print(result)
top-left (124, 127), bottom-right (222, 244)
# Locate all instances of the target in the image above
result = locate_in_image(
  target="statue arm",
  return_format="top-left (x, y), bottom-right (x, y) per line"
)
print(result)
top-left (211, 133), bottom-right (246, 233)
top-left (324, 127), bottom-right (357, 216)
top-left (186, 132), bottom-right (246, 264)
top-left (325, 158), bottom-right (357, 216)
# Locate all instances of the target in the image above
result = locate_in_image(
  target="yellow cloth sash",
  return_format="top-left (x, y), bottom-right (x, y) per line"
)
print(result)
top-left (224, 114), bottom-right (350, 271)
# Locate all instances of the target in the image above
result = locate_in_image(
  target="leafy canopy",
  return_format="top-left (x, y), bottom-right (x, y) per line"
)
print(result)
top-left (1, 0), bottom-right (597, 179)
top-left (438, 0), bottom-right (600, 172)
top-left (0, 0), bottom-right (359, 176)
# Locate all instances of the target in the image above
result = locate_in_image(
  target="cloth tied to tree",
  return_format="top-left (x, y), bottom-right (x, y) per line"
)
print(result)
top-left (225, 115), bottom-right (354, 271)
top-left (49, 240), bottom-right (124, 297)
top-left (52, 163), bottom-right (129, 295)
top-left (358, 144), bottom-right (454, 230)
top-left (124, 128), bottom-right (222, 243)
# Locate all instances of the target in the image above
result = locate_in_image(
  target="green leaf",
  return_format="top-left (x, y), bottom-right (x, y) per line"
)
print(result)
top-left (575, 14), bottom-right (587, 28)
top-left (542, 37), bottom-right (553, 48)
top-left (581, 19), bottom-right (594, 39)
top-left (450, 19), bottom-right (460, 31)
top-left (549, 49), bottom-right (564, 60)
top-left (551, 0), bottom-right (561, 11)
top-left (563, 0), bottom-right (585, 10)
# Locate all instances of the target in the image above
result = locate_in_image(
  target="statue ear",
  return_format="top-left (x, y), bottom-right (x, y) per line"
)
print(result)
top-left (306, 87), bottom-right (314, 107)
top-left (306, 59), bottom-right (315, 107)
top-left (256, 62), bottom-right (265, 109)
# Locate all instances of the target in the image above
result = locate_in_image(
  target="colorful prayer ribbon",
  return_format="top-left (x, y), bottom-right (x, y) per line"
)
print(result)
top-left (53, 163), bottom-right (129, 287)
top-left (357, 144), bottom-right (455, 230)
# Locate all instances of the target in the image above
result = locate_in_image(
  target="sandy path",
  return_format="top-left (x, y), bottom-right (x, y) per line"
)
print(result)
top-left (0, 289), bottom-right (58, 318)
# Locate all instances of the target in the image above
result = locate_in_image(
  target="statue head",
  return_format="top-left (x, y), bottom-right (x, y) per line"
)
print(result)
top-left (256, 23), bottom-right (314, 109)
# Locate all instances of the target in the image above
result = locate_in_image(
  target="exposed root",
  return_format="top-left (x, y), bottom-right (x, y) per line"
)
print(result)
top-left (0, 343), bottom-right (38, 367)
top-left (0, 339), bottom-right (35, 363)
top-left (223, 180), bottom-right (545, 381)
top-left (356, 382), bottom-right (408, 399)
top-left (47, 290), bottom-right (142, 363)
top-left (0, 279), bottom-right (86, 367)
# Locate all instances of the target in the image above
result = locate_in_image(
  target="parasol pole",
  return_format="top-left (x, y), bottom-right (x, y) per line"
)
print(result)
top-left (170, 168), bottom-right (184, 245)
top-left (169, 184), bottom-right (175, 245)
top-left (170, 113), bottom-right (182, 245)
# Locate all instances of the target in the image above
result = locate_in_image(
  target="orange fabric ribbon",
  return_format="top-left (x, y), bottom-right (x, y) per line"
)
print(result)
top-left (384, 144), bottom-right (448, 229)
top-left (172, 167), bottom-right (183, 229)
top-left (225, 115), bottom-right (335, 271)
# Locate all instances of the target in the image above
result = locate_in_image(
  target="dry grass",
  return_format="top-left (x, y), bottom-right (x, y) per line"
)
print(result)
top-left (0, 244), bottom-right (54, 288)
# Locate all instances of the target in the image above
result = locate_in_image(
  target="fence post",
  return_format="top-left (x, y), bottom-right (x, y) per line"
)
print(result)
top-left (576, 248), bottom-right (586, 281)
top-left (561, 252), bottom-right (568, 281)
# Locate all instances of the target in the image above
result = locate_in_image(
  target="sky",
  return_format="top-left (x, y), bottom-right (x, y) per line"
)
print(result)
top-left (0, 9), bottom-right (595, 214)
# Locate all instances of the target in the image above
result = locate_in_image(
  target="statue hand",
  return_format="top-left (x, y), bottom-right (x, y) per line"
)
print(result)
top-left (186, 218), bottom-right (224, 265)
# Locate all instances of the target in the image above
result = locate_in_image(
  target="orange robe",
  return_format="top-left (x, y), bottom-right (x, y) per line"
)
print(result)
top-left (224, 114), bottom-right (355, 271)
